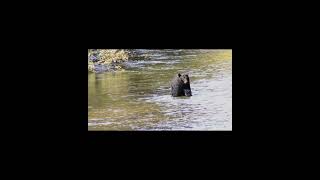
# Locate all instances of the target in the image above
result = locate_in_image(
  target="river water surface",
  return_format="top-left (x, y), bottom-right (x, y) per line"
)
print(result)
top-left (88, 49), bottom-right (232, 130)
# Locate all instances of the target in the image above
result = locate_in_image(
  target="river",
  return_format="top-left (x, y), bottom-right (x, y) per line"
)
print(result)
top-left (88, 49), bottom-right (232, 130)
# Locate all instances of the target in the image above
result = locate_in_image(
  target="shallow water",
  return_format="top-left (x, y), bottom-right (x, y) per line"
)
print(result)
top-left (88, 49), bottom-right (232, 130)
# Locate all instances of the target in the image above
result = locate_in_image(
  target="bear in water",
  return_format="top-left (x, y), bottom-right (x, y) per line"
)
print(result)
top-left (170, 73), bottom-right (192, 97)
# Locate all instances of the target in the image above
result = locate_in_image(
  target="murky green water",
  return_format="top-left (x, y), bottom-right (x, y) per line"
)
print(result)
top-left (88, 49), bottom-right (232, 131)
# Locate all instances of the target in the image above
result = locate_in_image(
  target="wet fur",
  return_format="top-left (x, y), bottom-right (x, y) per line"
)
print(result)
top-left (171, 73), bottom-right (192, 97)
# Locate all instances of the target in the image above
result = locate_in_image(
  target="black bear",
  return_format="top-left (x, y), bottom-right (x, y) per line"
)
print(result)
top-left (171, 73), bottom-right (192, 97)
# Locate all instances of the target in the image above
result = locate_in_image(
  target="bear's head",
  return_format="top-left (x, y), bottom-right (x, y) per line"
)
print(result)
top-left (178, 73), bottom-right (190, 84)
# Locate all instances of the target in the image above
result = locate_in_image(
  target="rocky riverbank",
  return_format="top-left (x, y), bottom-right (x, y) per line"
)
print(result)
top-left (88, 49), bottom-right (136, 73)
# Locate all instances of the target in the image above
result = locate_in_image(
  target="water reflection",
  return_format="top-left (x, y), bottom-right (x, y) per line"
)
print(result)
top-left (88, 49), bottom-right (232, 130)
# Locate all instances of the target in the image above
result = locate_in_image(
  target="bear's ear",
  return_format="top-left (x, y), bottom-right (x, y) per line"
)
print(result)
top-left (178, 73), bottom-right (181, 77)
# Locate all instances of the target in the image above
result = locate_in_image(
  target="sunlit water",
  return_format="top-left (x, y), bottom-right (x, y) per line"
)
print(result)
top-left (88, 49), bottom-right (232, 131)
